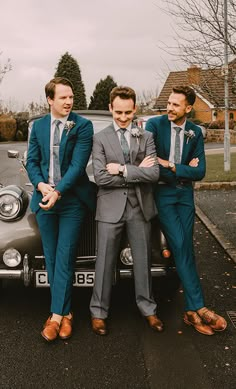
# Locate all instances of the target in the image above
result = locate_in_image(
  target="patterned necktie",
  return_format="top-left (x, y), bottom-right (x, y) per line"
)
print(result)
top-left (53, 120), bottom-right (61, 185)
top-left (119, 128), bottom-right (130, 164)
top-left (173, 126), bottom-right (182, 164)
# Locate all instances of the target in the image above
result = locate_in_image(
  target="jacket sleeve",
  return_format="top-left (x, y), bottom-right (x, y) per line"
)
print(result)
top-left (125, 133), bottom-right (159, 183)
top-left (92, 135), bottom-right (126, 187)
top-left (175, 131), bottom-right (206, 181)
top-left (26, 122), bottom-right (45, 189)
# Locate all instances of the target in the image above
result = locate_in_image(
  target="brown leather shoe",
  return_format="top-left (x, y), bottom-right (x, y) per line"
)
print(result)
top-left (41, 317), bottom-right (60, 342)
top-left (91, 318), bottom-right (107, 336)
top-left (184, 311), bottom-right (214, 335)
top-left (59, 314), bottom-right (73, 340)
top-left (197, 308), bottom-right (227, 332)
top-left (146, 315), bottom-right (164, 332)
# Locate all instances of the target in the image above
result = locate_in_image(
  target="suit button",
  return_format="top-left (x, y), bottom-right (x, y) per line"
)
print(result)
top-left (124, 192), bottom-right (127, 195)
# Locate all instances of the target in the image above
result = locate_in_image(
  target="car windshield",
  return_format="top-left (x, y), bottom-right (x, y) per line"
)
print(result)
top-left (92, 120), bottom-right (111, 134)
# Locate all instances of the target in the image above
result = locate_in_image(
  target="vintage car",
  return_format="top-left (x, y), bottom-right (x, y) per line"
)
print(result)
top-left (0, 111), bottom-right (179, 292)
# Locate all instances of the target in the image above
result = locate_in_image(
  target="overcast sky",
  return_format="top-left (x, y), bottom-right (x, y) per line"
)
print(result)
top-left (0, 0), bottom-right (183, 110)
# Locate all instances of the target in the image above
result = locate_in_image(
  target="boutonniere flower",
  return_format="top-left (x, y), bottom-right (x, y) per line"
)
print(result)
top-left (130, 127), bottom-right (144, 143)
top-left (184, 129), bottom-right (195, 144)
top-left (64, 120), bottom-right (76, 136)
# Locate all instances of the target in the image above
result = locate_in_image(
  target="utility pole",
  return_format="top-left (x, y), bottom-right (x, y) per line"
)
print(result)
top-left (224, 0), bottom-right (230, 171)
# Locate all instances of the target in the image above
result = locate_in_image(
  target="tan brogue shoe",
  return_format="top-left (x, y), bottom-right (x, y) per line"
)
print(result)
top-left (41, 316), bottom-right (60, 342)
top-left (91, 318), bottom-right (107, 336)
top-left (197, 308), bottom-right (227, 332)
top-left (184, 311), bottom-right (214, 335)
top-left (59, 314), bottom-right (73, 340)
top-left (146, 315), bottom-right (164, 332)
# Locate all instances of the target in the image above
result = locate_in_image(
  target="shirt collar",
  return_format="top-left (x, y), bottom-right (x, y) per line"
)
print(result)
top-left (51, 115), bottom-right (69, 127)
top-left (171, 120), bottom-right (186, 131)
top-left (113, 120), bottom-right (132, 133)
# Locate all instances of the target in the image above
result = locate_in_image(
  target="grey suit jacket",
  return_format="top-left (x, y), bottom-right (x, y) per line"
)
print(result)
top-left (92, 124), bottom-right (160, 223)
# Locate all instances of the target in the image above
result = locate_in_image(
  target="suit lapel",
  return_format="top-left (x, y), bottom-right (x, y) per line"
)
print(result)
top-left (107, 124), bottom-right (126, 163)
top-left (59, 112), bottom-right (74, 165)
top-left (163, 118), bottom-right (171, 159)
top-left (41, 114), bottom-right (51, 165)
top-left (130, 125), bottom-right (140, 163)
top-left (181, 121), bottom-right (192, 163)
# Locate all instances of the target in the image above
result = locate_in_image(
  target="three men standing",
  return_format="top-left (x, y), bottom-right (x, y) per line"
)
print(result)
top-left (27, 77), bottom-right (95, 341)
top-left (90, 86), bottom-right (163, 335)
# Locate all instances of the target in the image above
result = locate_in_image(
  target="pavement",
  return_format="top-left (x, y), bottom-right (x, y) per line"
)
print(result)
top-left (195, 185), bottom-right (236, 264)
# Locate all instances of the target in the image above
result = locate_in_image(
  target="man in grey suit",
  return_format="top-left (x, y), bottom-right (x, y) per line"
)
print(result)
top-left (90, 86), bottom-right (163, 335)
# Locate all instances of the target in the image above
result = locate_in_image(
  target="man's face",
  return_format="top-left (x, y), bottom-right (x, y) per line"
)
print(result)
top-left (109, 96), bottom-right (136, 128)
top-left (48, 84), bottom-right (74, 118)
top-left (167, 92), bottom-right (192, 125)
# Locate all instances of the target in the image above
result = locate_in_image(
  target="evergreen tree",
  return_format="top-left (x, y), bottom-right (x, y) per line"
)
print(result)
top-left (89, 75), bottom-right (117, 110)
top-left (54, 52), bottom-right (87, 109)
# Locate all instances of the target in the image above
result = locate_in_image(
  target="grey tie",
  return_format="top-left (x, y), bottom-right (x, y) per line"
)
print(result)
top-left (174, 126), bottom-right (182, 164)
top-left (53, 120), bottom-right (61, 185)
top-left (119, 128), bottom-right (130, 164)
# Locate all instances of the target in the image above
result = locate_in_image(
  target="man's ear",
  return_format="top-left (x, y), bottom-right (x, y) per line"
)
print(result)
top-left (186, 105), bottom-right (192, 114)
top-left (109, 103), bottom-right (113, 113)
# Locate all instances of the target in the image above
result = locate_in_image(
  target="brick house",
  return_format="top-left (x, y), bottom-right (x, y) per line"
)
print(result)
top-left (154, 59), bottom-right (236, 124)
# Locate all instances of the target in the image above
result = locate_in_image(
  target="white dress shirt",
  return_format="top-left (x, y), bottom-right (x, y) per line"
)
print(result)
top-left (48, 115), bottom-right (68, 185)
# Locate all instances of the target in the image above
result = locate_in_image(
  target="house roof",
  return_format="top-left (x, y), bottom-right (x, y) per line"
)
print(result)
top-left (155, 59), bottom-right (236, 110)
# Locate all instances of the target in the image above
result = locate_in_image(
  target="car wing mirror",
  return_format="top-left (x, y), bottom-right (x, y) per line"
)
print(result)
top-left (8, 150), bottom-right (20, 159)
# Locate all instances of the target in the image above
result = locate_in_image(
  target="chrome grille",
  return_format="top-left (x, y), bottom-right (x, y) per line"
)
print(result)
top-left (77, 211), bottom-right (96, 258)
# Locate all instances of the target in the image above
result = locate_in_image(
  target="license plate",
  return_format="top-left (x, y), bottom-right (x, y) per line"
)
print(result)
top-left (35, 271), bottom-right (95, 287)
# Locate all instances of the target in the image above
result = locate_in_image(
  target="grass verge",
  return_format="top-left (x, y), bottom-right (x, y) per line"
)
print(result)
top-left (204, 153), bottom-right (236, 182)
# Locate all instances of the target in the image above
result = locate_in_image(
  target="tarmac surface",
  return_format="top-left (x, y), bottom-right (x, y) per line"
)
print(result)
top-left (195, 187), bottom-right (236, 264)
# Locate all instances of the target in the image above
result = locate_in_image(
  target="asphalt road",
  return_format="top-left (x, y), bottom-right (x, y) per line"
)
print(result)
top-left (0, 219), bottom-right (235, 389)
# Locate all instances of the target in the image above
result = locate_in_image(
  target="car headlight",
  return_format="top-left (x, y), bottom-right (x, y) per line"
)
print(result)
top-left (3, 248), bottom-right (21, 267)
top-left (0, 185), bottom-right (28, 221)
top-left (120, 248), bottom-right (134, 265)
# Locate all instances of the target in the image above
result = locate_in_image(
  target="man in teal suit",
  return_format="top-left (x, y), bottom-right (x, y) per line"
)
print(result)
top-left (27, 77), bottom-right (94, 341)
top-left (146, 85), bottom-right (227, 335)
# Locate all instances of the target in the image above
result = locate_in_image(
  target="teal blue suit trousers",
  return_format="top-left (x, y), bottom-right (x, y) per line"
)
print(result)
top-left (36, 192), bottom-right (85, 315)
top-left (155, 184), bottom-right (204, 311)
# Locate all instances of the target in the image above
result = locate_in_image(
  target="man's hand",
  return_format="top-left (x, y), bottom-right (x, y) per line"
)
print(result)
top-left (139, 155), bottom-right (157, 167)
top-left (39, 190), bottom-right (59, 210)
top-left (157, 157), bottom-right (169, 168)
top-left (37, 182), bottom-right (54, 196)
top-left (106, 163), bottom-right (120, 175)
top-left (189, 158), bottom-right (199, 167)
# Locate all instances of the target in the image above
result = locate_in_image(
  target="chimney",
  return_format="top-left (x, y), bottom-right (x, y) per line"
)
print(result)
top-left (187, 64), bottom-right (201, 85)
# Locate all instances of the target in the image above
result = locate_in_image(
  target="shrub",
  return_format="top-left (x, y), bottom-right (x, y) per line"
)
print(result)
top-left (14, 113), bottom-right (29, 141)
top-left (0, 115), bottom-right (17, 141)
top-left (208, 119), bottom-right (235, 129)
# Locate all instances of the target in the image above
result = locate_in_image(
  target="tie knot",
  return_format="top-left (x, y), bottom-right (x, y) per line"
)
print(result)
top-left (174, 126), bottom-right (182, 134)
top-left (119, 128), bottom-right (127, 135)
top-left (54, 119), bottom-right (61, 127)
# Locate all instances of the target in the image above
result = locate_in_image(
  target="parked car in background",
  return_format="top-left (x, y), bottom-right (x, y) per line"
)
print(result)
top-left (135, 115), bottom-right (159, 130)
top-left (0, 111), bottom-right (178, 293)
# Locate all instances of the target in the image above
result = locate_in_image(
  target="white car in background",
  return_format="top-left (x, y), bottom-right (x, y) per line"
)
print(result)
top-left (135, 115), bottom-right (159, 130)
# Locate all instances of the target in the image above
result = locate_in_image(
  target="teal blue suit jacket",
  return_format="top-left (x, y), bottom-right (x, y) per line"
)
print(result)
top-left (146, 115), bottom-right (206, 186)
top-left (26, 111), bottom-right (96, 212)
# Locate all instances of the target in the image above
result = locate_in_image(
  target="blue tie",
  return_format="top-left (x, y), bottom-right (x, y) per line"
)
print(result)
top-left (174, 126), bottom-right (182, 164)
top-left (53, 120), bottom-right (61, 185)
top-left (119, 128), bottom-right (130, 164)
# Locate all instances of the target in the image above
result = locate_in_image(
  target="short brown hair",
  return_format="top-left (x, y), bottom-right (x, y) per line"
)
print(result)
top-left (110, 86), bottom-right (136, 107)
top-left (45, 77), bottom-right (74, 100)
top-left (172, 85), bottom-right (196, 106)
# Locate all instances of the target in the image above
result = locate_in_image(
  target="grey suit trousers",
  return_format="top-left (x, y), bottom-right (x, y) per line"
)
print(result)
top-left (90, 201), bottom-right (157, 319)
